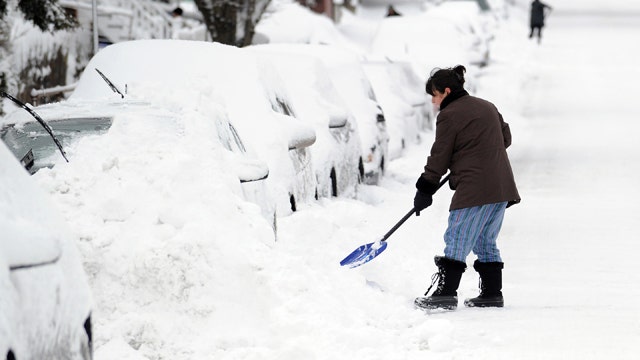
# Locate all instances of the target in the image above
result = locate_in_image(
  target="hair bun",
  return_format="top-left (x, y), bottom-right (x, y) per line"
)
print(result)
top-left (453, 65), bottom-right (466, 74)
top-left (452, 65), bottom-right (466, 84)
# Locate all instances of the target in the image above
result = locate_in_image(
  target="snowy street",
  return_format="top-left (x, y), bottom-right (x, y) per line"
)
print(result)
top-left (490, 7), bottom-right (640, 357)
top-left (12, 2), bottom-right (640, 359)
top-left (273, 4), bottom-right (640, 359)
top-left (432, 5), bottom-right (640, 357)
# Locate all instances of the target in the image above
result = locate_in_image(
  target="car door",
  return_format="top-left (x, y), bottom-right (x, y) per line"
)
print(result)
top-left (0, 142), bottom-right (93, 360)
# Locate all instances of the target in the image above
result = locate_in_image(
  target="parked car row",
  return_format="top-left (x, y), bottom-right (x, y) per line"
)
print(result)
top-left (1, 39), bottom-right (430, 225)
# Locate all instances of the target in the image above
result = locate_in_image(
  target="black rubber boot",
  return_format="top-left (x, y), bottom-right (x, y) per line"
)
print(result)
top-left (464, 260), bottom-right (504, 308)
top-left (415, 256), bottom-right (467, 310)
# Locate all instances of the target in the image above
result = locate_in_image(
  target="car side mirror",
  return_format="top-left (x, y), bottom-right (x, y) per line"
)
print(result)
top-left (288, 131), bottom-right (316, 150)
top-left (272, 113), bottom-right (317, 150)
top-left (238, 158), bottom-right (270, 183)
top-left (328, 115), bottom-right (348, 129)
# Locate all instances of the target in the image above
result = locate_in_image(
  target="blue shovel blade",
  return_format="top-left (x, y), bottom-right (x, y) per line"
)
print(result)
top-left (339, 241), bottom-right (388, 268)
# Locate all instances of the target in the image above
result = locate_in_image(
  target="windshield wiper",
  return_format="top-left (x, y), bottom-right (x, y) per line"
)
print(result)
top-left (1, 92), bottom-right (69, 162)
top-left (95, 68), bottom-right (124, 99)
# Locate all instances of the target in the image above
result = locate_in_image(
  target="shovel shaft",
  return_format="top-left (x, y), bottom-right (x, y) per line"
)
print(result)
top-left (381, 208), bottom-right (415, 241)
top-left (381, 174), bottom-right (450, 242)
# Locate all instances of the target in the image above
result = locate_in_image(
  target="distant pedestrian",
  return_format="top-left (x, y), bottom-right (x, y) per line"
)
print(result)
top-left (530, 0), bottom-right (553, 43)
top-left (413, 65), bottom-right (520, 311)
top-left (386, 5), bottom-right (401, 17)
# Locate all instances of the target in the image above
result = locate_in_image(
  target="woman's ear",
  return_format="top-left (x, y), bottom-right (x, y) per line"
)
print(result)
top-left (444, 87), bottom-right (451, 96)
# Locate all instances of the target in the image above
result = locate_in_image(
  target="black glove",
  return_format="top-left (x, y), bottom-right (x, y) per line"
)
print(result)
top-left (413, 191), bottom-right (433, 216)
top-left (414, 175), bottom-right (440, 216)
top-left (416, 176), bottom-right (440, 195)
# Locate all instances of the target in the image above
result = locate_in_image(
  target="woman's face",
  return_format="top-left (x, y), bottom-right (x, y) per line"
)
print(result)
top-left (431, 88), bottom-right (451, 108)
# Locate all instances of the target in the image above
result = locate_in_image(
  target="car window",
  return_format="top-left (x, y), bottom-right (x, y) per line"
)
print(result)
top-left (271, 96), bottom-right (296, 117)
top-left (365, 82), bottom-right (378, 102)
top-left (228, 124), bottom-right (246, 153)
top-left (1, 117), bottom-right (112, 173)
top-left (215, 117), bottom-right (246, 154)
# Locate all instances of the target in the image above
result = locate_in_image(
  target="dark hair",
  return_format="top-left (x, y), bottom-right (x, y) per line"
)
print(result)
top-left (425, 65), bottom-right (466, 96)
top-left (172, 7), bottom-right (183, 16)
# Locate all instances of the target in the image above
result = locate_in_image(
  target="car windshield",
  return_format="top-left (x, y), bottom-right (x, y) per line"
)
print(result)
top-left (1, 116), bottom-right (113, 173)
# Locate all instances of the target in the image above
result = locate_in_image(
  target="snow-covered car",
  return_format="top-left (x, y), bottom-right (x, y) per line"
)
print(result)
top-left (54, 39), bottom-right (317, 216)
top-left (370, 11), bottom-right (486, 74)
top-left (0, 141), bottom-right (93, 359)
top-left (0, 43), bottom-right (280, 232)
top-left (362, 59), bottom-right (430, 159)
top-left (71, 40), bottom-right (316, 217)
top-left (229, 49), bottom-right (317, 214)
top-left (253, 0), bottom-right (356, 48)
top-left (425, 1), bottom-right (495, 67)
top-left (248, 44), bottom-right (362, 199)
top-left (0, 100), bottom-right (277, 232)
top-left (266, 44), bottom-right (389, 185)
top-left (381, 59), bottom-right (435, 131)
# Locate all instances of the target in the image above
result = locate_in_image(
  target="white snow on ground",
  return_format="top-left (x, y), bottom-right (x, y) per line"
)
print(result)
top-left (25, 1), bottom-right (640, 359)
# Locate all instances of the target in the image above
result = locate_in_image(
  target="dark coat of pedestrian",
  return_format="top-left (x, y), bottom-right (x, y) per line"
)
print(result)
top-left (420, 93), bottom-right (519, 211)
top-left (530, 0), bottom-right (553, 42)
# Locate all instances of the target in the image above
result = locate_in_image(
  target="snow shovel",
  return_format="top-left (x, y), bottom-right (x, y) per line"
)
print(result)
top-left (339, 174), bottom-right (450, 269)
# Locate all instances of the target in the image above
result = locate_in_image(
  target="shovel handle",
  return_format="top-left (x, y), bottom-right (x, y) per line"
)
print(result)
top-left (381, 174), bottom-right (450, 242)
top-left (380, 208), bottom-right (416, 242)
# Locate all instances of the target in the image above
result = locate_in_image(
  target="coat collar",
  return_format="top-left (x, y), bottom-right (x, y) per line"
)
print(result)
top-left (440, 89), bottom-right (469, 111)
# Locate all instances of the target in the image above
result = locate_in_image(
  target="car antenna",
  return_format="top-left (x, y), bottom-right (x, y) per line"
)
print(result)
top-left (1, 91), bottom-right (69, 163)
top-left (95, 68), bottom-right (124, 99)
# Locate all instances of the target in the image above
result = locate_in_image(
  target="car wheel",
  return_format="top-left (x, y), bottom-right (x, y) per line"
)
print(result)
top-left (330, 168), bottom-right (338, 197)
top-left (272, 211), bottom-right (278, 241)
top-left (81, 316), bottom-right (93, 360)
top-left (289, 194), bottom-right (297, 212)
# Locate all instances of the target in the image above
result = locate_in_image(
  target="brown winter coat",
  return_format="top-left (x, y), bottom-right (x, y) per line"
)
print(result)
top-left (420, 92), bottom-right (520, 210)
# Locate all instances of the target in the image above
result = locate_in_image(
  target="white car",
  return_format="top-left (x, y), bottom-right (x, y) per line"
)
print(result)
top-left (58, 39), bottom-right (317, 216)
top-left (264, 44), bottom-right (390, 185)
top-left (1, 44), bottom-right (279, 233)
top-left (425, 1), bottom-right (495, 67)
top-left (0, 141), bottom-right (93, 359)
top-left (370, 12), bottom-right (485, 76)
top-left (362, 59), bottom-right (431, 160)
top-left (69, 40), bottom-right (316, 216)
top-left (249, 44), bottom-right (363, 199)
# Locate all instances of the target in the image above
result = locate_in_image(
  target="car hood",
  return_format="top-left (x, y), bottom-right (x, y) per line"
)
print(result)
top-left (1, 98), bottom-right (150, 126)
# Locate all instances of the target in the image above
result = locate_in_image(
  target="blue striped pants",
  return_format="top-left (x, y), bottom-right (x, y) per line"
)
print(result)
top-left (443, 202), bottom-right (507, 263)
